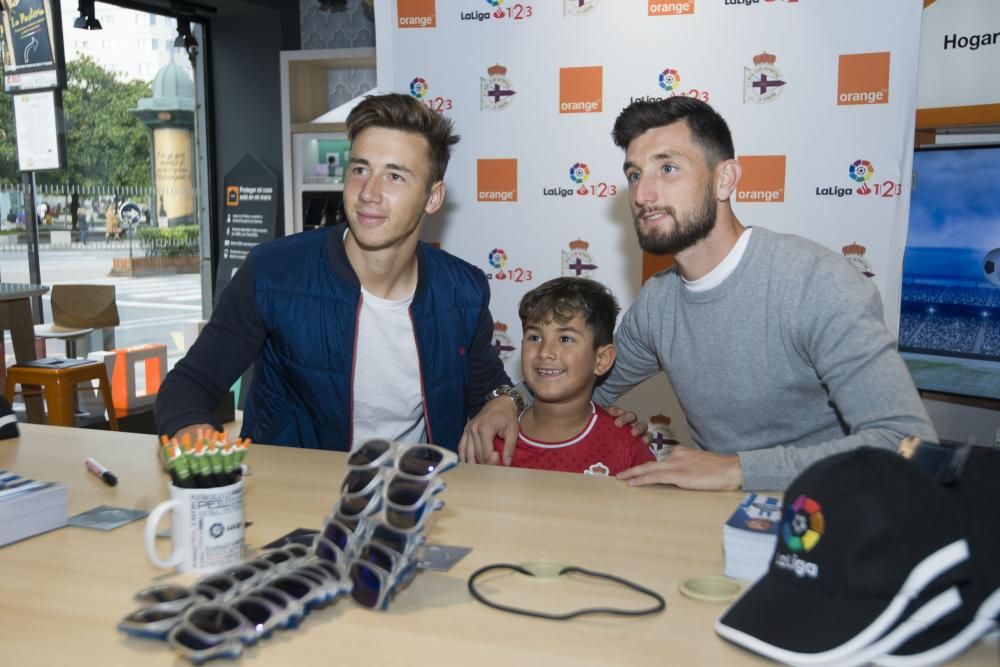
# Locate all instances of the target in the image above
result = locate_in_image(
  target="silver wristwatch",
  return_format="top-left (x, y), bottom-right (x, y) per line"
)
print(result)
top-left (486, 384), bottom-right (527, 415)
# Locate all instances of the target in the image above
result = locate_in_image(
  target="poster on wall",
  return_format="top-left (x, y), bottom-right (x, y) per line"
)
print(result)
top-left (0, 0), bottom-right (65, 92)
top-left (215, 154), bottom-right (279, 302)
top-left (12, 88), bottom-right (64, 170)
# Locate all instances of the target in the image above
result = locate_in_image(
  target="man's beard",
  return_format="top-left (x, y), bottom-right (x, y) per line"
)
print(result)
top-left (633, 184), bottom-right (717, 256)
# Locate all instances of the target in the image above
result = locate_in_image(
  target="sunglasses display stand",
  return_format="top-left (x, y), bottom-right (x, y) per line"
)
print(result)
top-left (117, 439), bottom-right (456, 663)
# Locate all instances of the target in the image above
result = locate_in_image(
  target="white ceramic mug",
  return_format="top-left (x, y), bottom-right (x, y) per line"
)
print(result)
top-left (144, 480), bottom-right (244, 573)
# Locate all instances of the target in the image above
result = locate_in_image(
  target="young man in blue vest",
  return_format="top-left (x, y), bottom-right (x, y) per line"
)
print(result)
top-left (156, 93), bottom-right (514, 451)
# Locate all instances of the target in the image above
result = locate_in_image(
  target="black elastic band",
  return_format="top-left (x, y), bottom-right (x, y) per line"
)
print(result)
top-left (467, 563), bottom-right (666, 621)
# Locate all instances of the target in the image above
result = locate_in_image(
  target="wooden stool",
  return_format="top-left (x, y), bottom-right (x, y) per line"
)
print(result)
top-left (4, 359), bottom-right (119, 430)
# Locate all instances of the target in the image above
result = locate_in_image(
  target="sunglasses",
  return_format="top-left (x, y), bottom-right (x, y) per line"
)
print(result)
top-left (319, 514), bottom-right (372, 557)
top-left (340, 467), bottom-right (385, 497)
top-left (349, 559), bottom-right (418, 611)
top-left (347, 439), bottom-right (458, 479)
top-left (368, 520), bottom-right (427, 560)
top-left (384, 475), bottom-right (446, 530)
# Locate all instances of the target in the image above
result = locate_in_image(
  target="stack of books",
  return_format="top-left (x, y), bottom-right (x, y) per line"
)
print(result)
top-left (0, 470), bottom-right (68, 547)
top-left (722, 493), bottom-right (782, 581)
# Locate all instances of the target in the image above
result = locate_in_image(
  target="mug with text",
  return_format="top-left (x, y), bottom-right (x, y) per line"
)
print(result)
top-left (144, 480), bottom-right (244, 573)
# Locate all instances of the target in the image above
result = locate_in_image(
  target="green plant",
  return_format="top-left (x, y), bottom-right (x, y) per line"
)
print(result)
top-left (136, 225), bottom-right (199, 257)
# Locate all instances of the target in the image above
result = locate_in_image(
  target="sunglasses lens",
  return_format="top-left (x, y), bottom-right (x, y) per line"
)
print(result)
top-left (125, 607), bottom-right (181, 623)
top-left (199, 576), bottom-right (236, 595)
top-left (372, 525), bottom-right (406, 553)
top-left (315, 539), bottom-right (341, 563)
top-left (138, 584), bottom-right (191, 603)
top-left (349, 563), bottom-right (383, 608)
top-left (398, 447), bottom-right (444, 477)
top-left (261, 551), bottom-right (292, 566)
top-left (342, 468), bottom-right (378, 494)
top-left (231, 599), bottom-right (273, 631)
top-left (188, 607), bottom-right (242, 635)
top-left (220, 565), bottom-right (257, 582)
top-left (387, 478), bottom-right (428, 506)
top-left (285, 544), bottom-right (310, 558)
top-left (173, 627), bottom-right (223, 651)
top-left (339, 492), bottom-right (375, 517)
top-left (311, 560), bottom-right (343, 581)
top-left (361, 544), bottom-right (395, 572)
top-left (323, 522), bottom-right (350, 550)
top-left (253, 589), bottom-right (290, 609)
top-left (347, 439), bottom-right (391, 467)
top-left (268, 577), bottom-right (311, 601)
top-left (386, 505), bottom-right (422, 530)
top-left (293, 567), bottom-right (326, 586)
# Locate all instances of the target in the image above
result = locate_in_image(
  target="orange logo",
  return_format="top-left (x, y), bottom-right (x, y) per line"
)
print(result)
top-left (641, 253), bottom-right (676, 285)
top-left (837, 52), bottom-right (890, 106)
top-left (225, 186), bottom-right (239, 207)
top-left (736, 155), bottom-right (786, 203)
top-left (648, 0), bottom-right (695, 15)
top-left (477, 159), bottom-right (518, 203)
top-left (559, 66), bottom-right (603, 114)
top-left (397, 0), bottom-right (436, 29)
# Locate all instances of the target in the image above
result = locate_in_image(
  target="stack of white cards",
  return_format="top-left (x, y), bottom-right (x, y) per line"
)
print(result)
top-left (0, 470), bottom-right (68, 547)
top-left (723, 493), bottom-right (782, 582)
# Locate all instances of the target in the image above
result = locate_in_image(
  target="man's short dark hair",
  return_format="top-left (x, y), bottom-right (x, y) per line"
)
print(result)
top-left (611, 96), bottom-right (734, 166)
top-left (346, 93), bottom-right (460, 186)
top-left (519, 277), bottom-right (620, 348)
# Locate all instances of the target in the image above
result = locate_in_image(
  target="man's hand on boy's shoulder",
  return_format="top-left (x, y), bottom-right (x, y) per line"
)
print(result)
top-left (605, 405), bottom-right (649, 441)
top-left (459, 395), bottom-right (516, 465)
top-left (616, 448), bottom-right (742, 491)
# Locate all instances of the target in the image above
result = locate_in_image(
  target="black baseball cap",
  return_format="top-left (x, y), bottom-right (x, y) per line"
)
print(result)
top-left (715, 448), bottom-right (971, 665)
top-left (873, 446), bottom-right (1000, 665)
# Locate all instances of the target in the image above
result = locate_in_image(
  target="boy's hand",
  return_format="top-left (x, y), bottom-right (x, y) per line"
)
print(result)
top-left (616, 448), bottom-right (742, 491)
top-left (606, 405), bottom-right (649, 441)
top-left (459, 396), bottom-right (518, 465)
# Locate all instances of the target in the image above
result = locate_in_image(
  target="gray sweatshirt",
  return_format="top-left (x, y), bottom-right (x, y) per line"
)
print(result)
top-left (594, 227), bottom-right (937, 490)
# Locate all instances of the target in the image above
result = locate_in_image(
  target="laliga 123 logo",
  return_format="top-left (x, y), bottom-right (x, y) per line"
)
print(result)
top-left (816, 158), bottom-right (900, 198)
top-left (743, 52), bottom-right (786, 103)
top-left (486, 248), bottom-right (534, 283)
top-left (481, 64), bottom-right (516, 111)
top-left (565, 0), bottom-right (598, 16)
top-left (774, 494), bottom-right (823, 580)
top-left (543, 162), bottom-right (618, 199)
top-left (562, 239), bottom-right (599, 277)
top-left (474, 0), bottom-right (534, 21)
top-left (629, 67), bottom-right (710, 105)
top-left (409, 76), bottom-right (453, 113)
top-left (492, 321), bottom-right (516, 361)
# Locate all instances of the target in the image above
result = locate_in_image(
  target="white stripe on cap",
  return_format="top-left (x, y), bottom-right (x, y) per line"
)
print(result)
top-left (713, 539), bottom-right (970, 665)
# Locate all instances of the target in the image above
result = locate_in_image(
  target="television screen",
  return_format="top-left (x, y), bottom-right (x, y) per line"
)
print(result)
top-left (899, 144), bottom-right (1000, 401)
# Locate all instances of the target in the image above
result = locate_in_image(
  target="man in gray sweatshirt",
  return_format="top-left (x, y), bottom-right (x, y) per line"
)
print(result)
top-left (459, 96), bottom-right (936, 491)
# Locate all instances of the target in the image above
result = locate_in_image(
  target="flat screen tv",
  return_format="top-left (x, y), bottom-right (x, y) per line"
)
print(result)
top-left (899, 144), bottom-right (1000, 402)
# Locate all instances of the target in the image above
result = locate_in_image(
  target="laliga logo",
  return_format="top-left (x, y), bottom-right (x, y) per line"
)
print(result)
top-left (486, 248), bottom-right (534, 283)
top-left (463, 0), bottom-right (534, 21)
top-left (774, 494), bottom-right (823, 579)
top-left (658, 68), bottom-right (681, 92)
top-left (410, 76), bottom-right (453, 113)
top-left (631, 67), bottom-right (710, 104)
top-left (488, 247), bottom-right (507, 270)
top-left (816, 159), bottom-right (901, 199)
top-left (543, 163), bottom-right (617, 199)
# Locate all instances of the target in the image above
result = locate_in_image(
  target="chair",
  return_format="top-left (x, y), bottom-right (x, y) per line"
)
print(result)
top-left (34, 284), bottom-right (119, 358)
top-left (4, 358), bottom-right (119, 429)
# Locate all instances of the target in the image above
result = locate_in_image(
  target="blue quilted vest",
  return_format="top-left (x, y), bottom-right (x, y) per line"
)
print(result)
top-left (241, 226), bottom-right (486, 451)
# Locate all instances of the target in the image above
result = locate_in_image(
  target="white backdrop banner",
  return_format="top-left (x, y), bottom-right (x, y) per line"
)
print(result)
top-left (375, 0), bottom-right (922, 401)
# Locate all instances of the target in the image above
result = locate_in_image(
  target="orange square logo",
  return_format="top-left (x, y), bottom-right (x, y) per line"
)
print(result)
top-left (477, 159), bottom-right (518, 203)
top-left (397, 0), bottom-right (436, 29)
top-left (226, 186), bottom-right (239, 207)
top-left (648, 0), bottom-right (695, 16)
top-left (641, 253), bottom-right (676, 284)
top-left (736, 155), bottom-right (786, 204)
top-left (837, 52), bottom-right (890, 106)
top-left (559, 67), bottom-right (603, 114)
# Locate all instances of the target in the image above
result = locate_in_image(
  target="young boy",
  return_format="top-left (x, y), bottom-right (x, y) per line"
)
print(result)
top-left (494, 277), bottom-right (654, 476)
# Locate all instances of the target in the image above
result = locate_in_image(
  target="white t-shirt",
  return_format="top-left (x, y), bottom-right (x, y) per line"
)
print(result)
top-left (351, 285), bottom-right (426, 449)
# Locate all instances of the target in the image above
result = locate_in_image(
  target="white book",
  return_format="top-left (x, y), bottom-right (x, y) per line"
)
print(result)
top-left (722, 493), bottom-right (782, 582)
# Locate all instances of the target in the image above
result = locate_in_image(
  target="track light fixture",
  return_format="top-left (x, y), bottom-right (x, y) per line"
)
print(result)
top-left (173, 16), bottom-right (198, 59)
top-left (73, 0), bottom-right (102, 30)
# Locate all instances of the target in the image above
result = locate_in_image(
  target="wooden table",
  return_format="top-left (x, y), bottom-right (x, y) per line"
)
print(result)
top-left (0, 283), bottom-right (48, 422)
top-left (0, 425), bottom-right (995, 666)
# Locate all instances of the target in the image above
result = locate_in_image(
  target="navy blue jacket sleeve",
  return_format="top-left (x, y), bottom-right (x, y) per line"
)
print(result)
top-left (465, 289), bottom-right (511, 417)
top-left (154, 259), bottom-right (267, 436)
